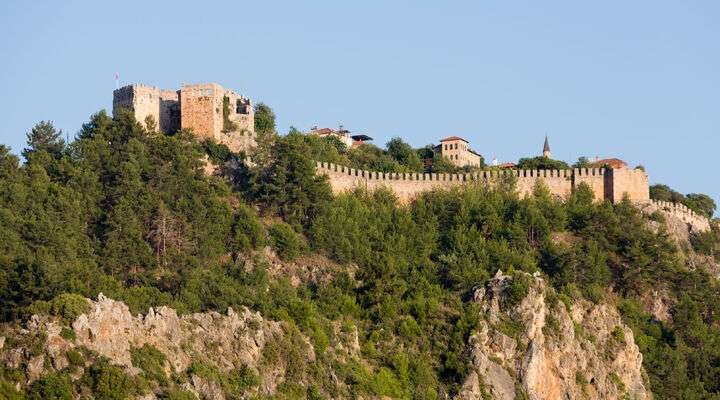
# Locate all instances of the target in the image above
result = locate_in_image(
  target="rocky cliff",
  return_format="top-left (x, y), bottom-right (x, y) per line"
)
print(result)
top-left (0, 294), bottom-right (361, 399)
top-left (1, 273), bottom-right (651, 400)
top-left (457, 271), bottom-right (649, 400)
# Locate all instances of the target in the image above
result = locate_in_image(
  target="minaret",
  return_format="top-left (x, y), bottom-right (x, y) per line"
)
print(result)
top-left (543, 135), bottom-right (551, 158)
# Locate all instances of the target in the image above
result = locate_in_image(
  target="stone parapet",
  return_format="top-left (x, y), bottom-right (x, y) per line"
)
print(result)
top-left (315, 162), bottom-right (649, 205)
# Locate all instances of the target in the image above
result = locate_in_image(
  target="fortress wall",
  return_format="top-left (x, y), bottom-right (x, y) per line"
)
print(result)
top-left (638, 200), bottom-right (711, 232)
top-left (318, 163), bottom-right (579, 203)
top-left (112, 85), bottom-right (161, 130)
top-left (609, 168), bottom-right (649, 203)
top-left (514, 169), bottom-right (573, 199)
top-left (317, 162), bottom-right (651, 206)
top-left (572, 168), bottom-right (607, 202)
top-left (112, 85), bottom-right (180, 133)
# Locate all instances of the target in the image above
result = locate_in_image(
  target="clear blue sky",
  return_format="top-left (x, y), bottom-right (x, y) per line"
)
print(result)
top-left (1, 1), bottom-right (718, 209)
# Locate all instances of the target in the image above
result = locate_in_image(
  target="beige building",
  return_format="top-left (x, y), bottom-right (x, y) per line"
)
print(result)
top-left (437, 136), bottom-right (482, 167)
top-left (307, 126), bottom-right (374, 149)
top-left (113, 83), bottom-right (255, 153)
top-left (308, 126), bottom-right (353, 148)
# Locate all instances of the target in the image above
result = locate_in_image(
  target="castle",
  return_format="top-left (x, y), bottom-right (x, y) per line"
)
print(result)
top-left (111, 83), bottom-right (710, 231)
top-left (113, 83), bottom-right (255, 153)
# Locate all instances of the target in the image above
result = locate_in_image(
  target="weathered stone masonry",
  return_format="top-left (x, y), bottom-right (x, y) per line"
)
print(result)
top-left (316, 161), bottom-right (649, 203)
top-left (113, 83), bottom-right (255, 153)
top-left (317, 162), bottom-right (711, 231)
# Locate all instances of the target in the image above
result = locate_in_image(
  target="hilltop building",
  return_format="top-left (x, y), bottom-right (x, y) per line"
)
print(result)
top-left (436, 136), bottom-right (483, 168)
top-left (307, 126), bottom-right (373, 148)
top-left (113, 83), bottom-right (255, 153)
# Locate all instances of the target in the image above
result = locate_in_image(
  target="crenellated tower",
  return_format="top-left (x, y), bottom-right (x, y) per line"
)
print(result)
top-left (113, 82), bottom-right (255, 153)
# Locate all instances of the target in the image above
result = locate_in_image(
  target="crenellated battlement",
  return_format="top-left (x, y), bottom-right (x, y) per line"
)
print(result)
top-left (637, 199), bottom-right (711, 232)
top-left (317, 162), bottom-right (584, 181)
top-left (317, 162), bottom-right (711, 231)
top-left (113, 82), bottom-right (255, 153)
top-left (316, 161), bottom-right (650, 204)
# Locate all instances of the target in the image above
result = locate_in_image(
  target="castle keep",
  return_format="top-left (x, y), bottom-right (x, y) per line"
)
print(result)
top-left (113, 83), bottom-right (255, 153)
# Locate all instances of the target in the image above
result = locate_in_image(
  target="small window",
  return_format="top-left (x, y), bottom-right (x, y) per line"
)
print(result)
top-left (454, 143), bottom-right (458, 149)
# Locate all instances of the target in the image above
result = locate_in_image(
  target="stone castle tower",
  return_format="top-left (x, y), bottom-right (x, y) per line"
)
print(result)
top-left (112, 83), bottom-right (255, 153)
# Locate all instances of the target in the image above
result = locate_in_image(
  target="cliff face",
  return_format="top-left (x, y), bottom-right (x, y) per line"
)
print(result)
top-left (457, 271), bottom-right (649, 400)
top-left (1, 294), bottom-right (360, 399)
top-left (0, 275), bottom-right (650, 399)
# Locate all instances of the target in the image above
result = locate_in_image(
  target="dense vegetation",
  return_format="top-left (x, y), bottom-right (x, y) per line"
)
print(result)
top-left (295, 132), bottom-right (484, 174)
top-left (650, 183), bottom-right (717, 219)
top-left (1, 107), bottom-right (720, 399)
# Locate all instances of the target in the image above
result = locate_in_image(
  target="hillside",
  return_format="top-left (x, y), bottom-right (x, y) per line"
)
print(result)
top-left (1, 109), bottom-right (720, 399)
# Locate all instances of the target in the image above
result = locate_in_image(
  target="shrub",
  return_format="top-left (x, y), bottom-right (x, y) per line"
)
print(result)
top-left (202, 138), bottom-right (232, 164)
top-left (66, 350), bottom-right (84, 367)
top-left (231, 205), bottom-right (266, 253)
top-left (268, 222), bottom-right (307, 261)
top-left (28, 293), bottom-right (90, 323)
top-left (505, 273), bottom-right (531, 307)
top-left (611, 326), bottom-right (625, 343)
top-left (543, 313), bottom-right (561, 338)
top-left (162, 388), bottom-right (197, 400)
top-left (83, 360), bottom-right (138, 400)
top-left (28, 372), bottom-right (74, 400)
top-left (59, 327), bottom-right (75, 341)
top-left (187, 362), bottom-right (259, 395)
top-left (0, 380), bottom-right (25, 400)
top-left (608, 372), bottom-right (625, 391)
top-left (130, 344), bottom-right (167, 384)
top-left (575, 371), bottom-right (588, 390)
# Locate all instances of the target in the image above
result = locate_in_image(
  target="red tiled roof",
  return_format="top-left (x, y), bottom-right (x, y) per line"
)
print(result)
top-left (590, 158), bottom-right (628, 169)
top-left (439, 136), bottom-right (469, 143)
top-left (499, 162), bottom-right (515, 168)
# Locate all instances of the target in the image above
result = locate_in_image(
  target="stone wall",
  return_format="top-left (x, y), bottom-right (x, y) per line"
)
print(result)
top-left (180, 83), bottom-right (222, 142)
top-left (179, 83), bottom-right (255, 153)
top-left (609, 168), bottom-right (651, 203)
top-left (113, 83), bottom-right (255, 153)
top-left (112, 85), bottom-right (180, 134)
top-left (638, 200), bottom-right (711, 232)
top-left (316, 162), bottom-right (650, 204)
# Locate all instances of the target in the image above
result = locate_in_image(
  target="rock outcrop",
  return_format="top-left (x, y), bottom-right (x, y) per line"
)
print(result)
top-left (1, 294), bottom-right (310, 398)
top-left (69, 293), bottom-right (280, 373)
top-left (457, 271), bottom-right (649, 400)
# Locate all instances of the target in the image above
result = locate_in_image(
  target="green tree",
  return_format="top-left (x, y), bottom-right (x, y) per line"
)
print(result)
top-left (573, 157), bottom-right (592, 168)
top-left (247, 130), bottom-right (332, 226)
top-left (269, 222), bottom-right (307, 261)
top-left (254, 102), bottom-right (276, 134)
top-left (516, 156), bottom-right (569, 170)
top-left (685, 193), bottom-right (716, 218)
top-left (22, 121), bottom-right (65, 160)
top-left (386, 137), bottom-right (423, 172)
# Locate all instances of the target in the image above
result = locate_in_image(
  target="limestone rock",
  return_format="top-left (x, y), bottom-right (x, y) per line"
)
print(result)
top-left (457, 272), bottom-right (649, 400)
top-left (71, 294), bottom-right (281, 374)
